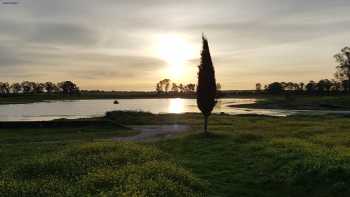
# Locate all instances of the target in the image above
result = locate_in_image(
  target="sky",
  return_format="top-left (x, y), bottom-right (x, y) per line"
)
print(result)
top-left (0, 0), bottom-right (350, 90)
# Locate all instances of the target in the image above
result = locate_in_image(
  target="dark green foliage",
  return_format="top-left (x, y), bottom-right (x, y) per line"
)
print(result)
top-left (335, 47), bottom-right (350, 92)
top-left (260, 80), bottom-right (341, 94)
top-left (0, 123), bottom-right (137, 144)
top-left (106, 111), bottom-right (201, 125)
top-left (57, 81), bottom-right (80, 95)
top-left (266, 82), bottom-right (284, 94)
top-left (0, 143), bottom-right (205, 197)
top-left (197, 35), bottom-right (217, 133)
top-left (0, 81), bottom-right (79, 97)
top-left (154, 113), bottom-right (350, 197)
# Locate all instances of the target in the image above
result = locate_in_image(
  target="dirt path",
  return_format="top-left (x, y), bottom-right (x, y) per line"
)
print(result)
top-left (112, 124), bottom-right (190, 142)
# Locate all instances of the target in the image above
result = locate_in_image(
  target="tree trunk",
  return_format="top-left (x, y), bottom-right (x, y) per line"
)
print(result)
top-left (204, 115), bottom-right (208, 135)
top-left (346, 73), bottom-right (350, 93)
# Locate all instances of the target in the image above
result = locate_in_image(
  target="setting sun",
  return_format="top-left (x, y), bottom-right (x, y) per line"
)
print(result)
top-left (153, 34), bottom-right (197, 80)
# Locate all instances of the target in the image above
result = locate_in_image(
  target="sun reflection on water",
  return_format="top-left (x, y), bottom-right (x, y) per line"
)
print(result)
top-left (168, 98), bottom-right (185, 114)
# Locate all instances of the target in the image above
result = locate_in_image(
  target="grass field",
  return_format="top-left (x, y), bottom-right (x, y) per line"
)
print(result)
top-left (0, 119), bottom-right (205, 196)
top-left (2, 112), bottom-right (350, 196)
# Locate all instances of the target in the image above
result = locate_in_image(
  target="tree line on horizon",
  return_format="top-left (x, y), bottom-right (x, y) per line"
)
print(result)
top-left (155, 79), bottom-right (221, 94)
top-left (155, 79), bottom-right (195, 93)
top-left (256, 46), bottom-right (350, 94)
top-left (0, 81), bottom-right (80, 96)
top-left (256, 79), bottom-right (343, 94)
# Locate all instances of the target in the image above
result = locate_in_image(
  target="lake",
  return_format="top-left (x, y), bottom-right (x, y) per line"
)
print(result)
top-left (0, 98), bottom-right (348, 121)
top-left (0, 98), bottom-right (293, 121)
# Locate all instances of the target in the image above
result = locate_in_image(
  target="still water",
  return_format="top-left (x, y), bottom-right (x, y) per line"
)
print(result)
top-left (0, 98), bottom-right (343, 121)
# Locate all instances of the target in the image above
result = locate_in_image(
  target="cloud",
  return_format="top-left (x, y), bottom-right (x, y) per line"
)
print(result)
top-left (0, 44), bottom-right (26, 66)
top-left (0, 19), bottom-right (99, 47)
top-left (67, 54), bottom-right (167, 80)
top-left (181, 19), bottom-right (350, 54)
top-left (0, 42), bottom-right (167, 85)
top-left (29, 23), bottom-right (98, 47)
top-left (0, 0), bottom-right (350, 89)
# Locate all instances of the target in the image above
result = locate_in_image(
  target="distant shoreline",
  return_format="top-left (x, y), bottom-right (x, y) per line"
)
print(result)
top-left (2, 92), bottom-right (350, 112)
top-left (0, 90), bottom-right (257, 105)
top-left (228, 95), bottom-right (350, 111)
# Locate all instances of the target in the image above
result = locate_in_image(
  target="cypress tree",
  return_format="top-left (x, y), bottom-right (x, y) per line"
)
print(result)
top-left (197, 34), bottom-right (217, 134)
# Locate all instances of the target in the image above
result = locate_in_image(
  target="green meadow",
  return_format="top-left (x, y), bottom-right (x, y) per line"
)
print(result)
top-left (1, 112), bottom-right (350, 196)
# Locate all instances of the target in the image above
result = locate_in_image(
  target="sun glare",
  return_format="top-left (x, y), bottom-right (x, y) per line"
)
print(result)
top-left (168, 98), bottom-right (185, 113)
top-left (154, 34), bottom-right (196, 80)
